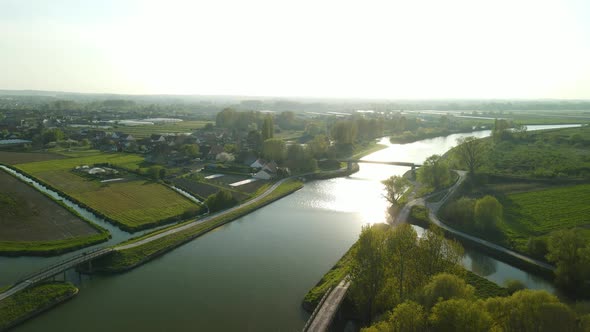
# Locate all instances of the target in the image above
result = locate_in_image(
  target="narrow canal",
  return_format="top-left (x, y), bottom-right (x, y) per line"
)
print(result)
top-left (9, 124), bottom-right (578, 331)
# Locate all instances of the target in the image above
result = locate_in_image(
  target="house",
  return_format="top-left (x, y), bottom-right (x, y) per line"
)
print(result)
top-left (262, 161), bottom-right (278, 174)
top-left (253, 169), bottom-right (272, 180)
top-left (150, 134), bottom-right (166, 143)
top-left (250, 158), bottom-right (266, 169)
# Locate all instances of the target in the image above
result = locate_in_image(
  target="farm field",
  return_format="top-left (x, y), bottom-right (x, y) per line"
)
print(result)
top-left (0, 151), bottom-right (65, 165)
top-left (14, 153), bottom-right (200, 231)
top-left (499, 184), bottom-right (590, 252)
top-left (108, 120), bottom-right (212, 138)
top-left (0, 170), bottom-right (108, 255)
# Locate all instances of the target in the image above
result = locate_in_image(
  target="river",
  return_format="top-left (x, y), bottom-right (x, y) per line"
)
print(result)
top-left (9, 124), bottom-right (578, 331)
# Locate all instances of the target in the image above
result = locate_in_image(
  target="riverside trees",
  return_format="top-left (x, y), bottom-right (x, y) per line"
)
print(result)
top-left (349, 224), bottom-right (463, 323)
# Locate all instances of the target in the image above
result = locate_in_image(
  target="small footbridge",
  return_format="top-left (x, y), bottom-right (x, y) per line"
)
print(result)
top-left (0, 247), bottom-right (113, 301)
top-left (302, 279), bottom-right (351, 332)
top-left (340, 159), bottom-right (421, 171)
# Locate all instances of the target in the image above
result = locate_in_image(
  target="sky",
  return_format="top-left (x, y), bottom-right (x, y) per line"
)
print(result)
top-left (1, 0), bottom-right (589, 99)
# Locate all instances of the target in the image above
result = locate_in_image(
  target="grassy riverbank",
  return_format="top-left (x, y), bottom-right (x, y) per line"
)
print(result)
top-left (92, 179), bottom-right (304, 272)
top-left (350, 142), bottom-right (388, 159)
top-left (0, 282), bottom-right (78, 331)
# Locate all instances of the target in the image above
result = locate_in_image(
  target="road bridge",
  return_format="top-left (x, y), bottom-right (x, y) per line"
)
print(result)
top-left (0, 247), bottom-right (113, 301)
top-left (339, 159), bottom-right (421, 171)
top-left (302, 279), bottom-right (351, 332)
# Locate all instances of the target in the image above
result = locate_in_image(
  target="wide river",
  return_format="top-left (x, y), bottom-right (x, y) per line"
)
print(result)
top-left (11, 124), bottom-right (577, 331)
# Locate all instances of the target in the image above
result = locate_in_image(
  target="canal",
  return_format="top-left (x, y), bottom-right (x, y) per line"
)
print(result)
top-left (10, 124), bottom-right (577, 331)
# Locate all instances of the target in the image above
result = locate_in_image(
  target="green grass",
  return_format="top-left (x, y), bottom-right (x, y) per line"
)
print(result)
top-left (455, 125), bottom-right (590, 179)
top-left (499, 184), bottom-right (590, 252)
top-left (302, 245), bottom-right (355, 311)
top-left (109, 120), bottom-right (212, 138)
top-left (15, 153), bottom-right (199, 231)
top-left (0, 233), bottom-right (108, 256)
top-left (0, 282), bottom-right (77, 330)
top-left (464, 270), bottom-right (508, 298)
top-left (93, 179), bottom-right (303, 271)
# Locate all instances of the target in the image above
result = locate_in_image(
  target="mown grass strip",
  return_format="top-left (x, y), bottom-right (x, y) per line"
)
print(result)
top-left (93, 180), bottom-right (303, 272)
top-left (0, 282), bottom-right (78, 331)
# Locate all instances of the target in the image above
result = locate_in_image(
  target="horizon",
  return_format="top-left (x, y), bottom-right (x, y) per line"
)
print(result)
top-left (1, 0), bottom-right (590, 99)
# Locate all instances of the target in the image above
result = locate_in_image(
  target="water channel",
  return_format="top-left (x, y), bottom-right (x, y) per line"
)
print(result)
top-left (6, 124), bottom-right (579, 331)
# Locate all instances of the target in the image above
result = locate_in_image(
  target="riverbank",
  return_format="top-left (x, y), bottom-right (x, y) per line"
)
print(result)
top-left (0, 282), bottom-right (78, 331)
top-left (91, 179), bottom-right (304, 273)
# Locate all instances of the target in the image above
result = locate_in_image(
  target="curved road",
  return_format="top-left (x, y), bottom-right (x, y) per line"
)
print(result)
top-left (401, 171), bottom-right (555, 272)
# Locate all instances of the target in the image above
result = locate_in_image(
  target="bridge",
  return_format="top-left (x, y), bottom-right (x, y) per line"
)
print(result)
top-left (302, 279), bottom-right (351, 332)
top-left (339, 159), bottom-right (421, 171)
top-left (0, 247), bottom-right (113, 301)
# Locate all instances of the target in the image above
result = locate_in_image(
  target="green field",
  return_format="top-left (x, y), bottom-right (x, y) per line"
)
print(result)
top-left (15, 154), bottom-right (199, 231)
top-left (0, 282), bottom-right (77, 330)
top-left (500, 184), bottom-right (590, 252)
top-left (468, 125), bottom-right (590, 178)
top-left (108, 120), bottom-right (212, 138)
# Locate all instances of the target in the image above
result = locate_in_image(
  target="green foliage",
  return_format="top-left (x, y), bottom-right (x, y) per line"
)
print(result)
top-left (505, 279), bottom-right (526, 295)
top-left (42, 129), bottom-right (65, 144)
top-left (421, 273), bottom-right (475, 308)
top-left (261, 138), bottom-right (286, 162)
top-left (261, 115), bottom-right (274, 141)
top-left (148, 165), bottom-right (164, 180)
top-left (546, 229), bottom-right (590, 295)
top-left (382, 175), bottom-right (411, 209)
top-left (0, 282), bottom-right (77, 330)
top-left (474, 195), bottom-right (503, 230)
top-left (455, 136), bottom-right (484, 174)
top-left (361, 301), bottom-right (426, 332)
top-left (331, 120), bottom-right (357, 145)
top-left (441, 196), bottom-right (475, 227)
top-left (204, 190), bottom-right (238, 213)
top-left (349, 224), bottom-right (465, 323)
top-left (429, 299), bottom-right (493, 332)
top-left (417, 155), bottom-right (451, 190)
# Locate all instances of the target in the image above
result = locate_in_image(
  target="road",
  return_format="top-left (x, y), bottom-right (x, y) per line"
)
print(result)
top-left (0, 248), bottom-right (112, 301)
top-left (303, 279), bottom-right (351, 332)
top-left (117, 178), bottom-right (290, 250)
top-left (404, 171), bottom-right (555, 272)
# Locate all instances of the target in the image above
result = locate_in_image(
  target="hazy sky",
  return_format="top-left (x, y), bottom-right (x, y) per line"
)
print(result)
top-left (1, 0), bottom-right (589, 99)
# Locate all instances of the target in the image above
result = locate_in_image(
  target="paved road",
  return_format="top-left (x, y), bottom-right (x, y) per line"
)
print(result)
top-left (0, 248), bottom-right (112, 301)
top-left (408, 171), bottom-right (555, 272)
top-left (304, 279), bottom-right (351, 332)
top-left (117, 178), bottom-right (290, 251)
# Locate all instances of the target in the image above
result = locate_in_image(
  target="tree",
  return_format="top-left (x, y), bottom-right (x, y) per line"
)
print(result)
top-left (349, 225), bottom-right (389, 323)
top-left (216, 152), bottom-right (235, 163)
top-left (204, 190), bottom-right (237, 212)
top-left (308, 134), bottom-right (329, 158)
top-left (147, 166), bottom-right (164, 180)
top-left (474, 195), bottom-right (503, 230)
top-left (417, 226), bottom-right (464, 279)
top-left (180, 144), bottom-right (200, 158)
top-left (484, 289), bottom-right (576, 332)
top-left (362, 301), bottom-right (426, 332)
top-left (42, 128), bottom-right (64, 144)
top-left (331, 120), bottom-right (357, 145)
top-left (261, 115), bottom-right (274, 141)
top-left (382, 175), bottom-right (411, 210)
top-left (421, 273), bottom-right (474, 308)
top-left (417, 155), bottom-right (451, 190)
top-left (455, 136), bottom-right (484, 175)
top-left (262, 138), bottom-right (286, 162)
top-left (385, 224), bottom-right (418, 302)
top-left (429, 299), bottom-right (492, 332)
top-left (546, 229), bottom-right (590, 293)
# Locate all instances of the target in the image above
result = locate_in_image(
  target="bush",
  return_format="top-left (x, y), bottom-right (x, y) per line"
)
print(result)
top-left (474, 195), bottom-right (503, 230)
top-left (204, 190), bottom-right (237, 213)
top-left (441, 197), bottom-right (475, 226)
